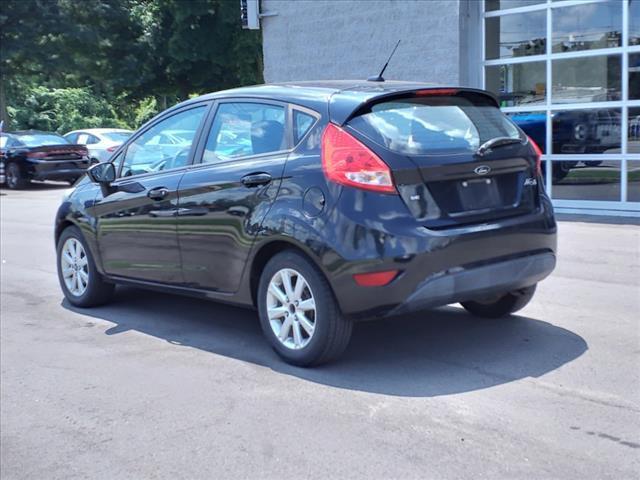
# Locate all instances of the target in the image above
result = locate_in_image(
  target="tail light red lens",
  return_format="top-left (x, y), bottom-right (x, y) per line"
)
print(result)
top-left (527, 135), bottom-right (543, 176)
top-left (353, 270), bottom-right (399, 287)
top-left (106, 145), bottom-right (118, 153)
top-left (321, 123), bottom-right (396, 194)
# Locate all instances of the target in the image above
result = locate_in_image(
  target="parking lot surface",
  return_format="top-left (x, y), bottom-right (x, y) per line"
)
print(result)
top-left (1, 184), bottom-right (639, 479)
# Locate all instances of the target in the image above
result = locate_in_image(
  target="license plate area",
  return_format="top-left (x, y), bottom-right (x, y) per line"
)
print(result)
top-left (457, 177), bottom-right (502, 212)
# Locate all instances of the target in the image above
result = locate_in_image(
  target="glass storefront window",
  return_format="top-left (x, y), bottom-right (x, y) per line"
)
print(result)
top-left (486, 62), bottom-right (546, 107)
top-left (550, 160), bottom-right (621, 201)
top-left (629, 108), bottom-right (640, 154)
top-left (484, 1), bottom-right (639, 210)
top-left (630, 54), bottom-right (640, 100)
top-left (485, 10), bottom-right (546, 59)
top-left (508, 111), bottom-right (547, 153)
top-left (485, 0), bottom-right (544, 12)
top-left (551, 108), bottom-right (621, 155)
top-left (628, 161), bottom-right (640, 202)
top-left (552, 55), bottom-right (622, 103)
top-left (552, 1), bottom-right (622, 53)
top-left (631, 0), bottom-right (640, 46)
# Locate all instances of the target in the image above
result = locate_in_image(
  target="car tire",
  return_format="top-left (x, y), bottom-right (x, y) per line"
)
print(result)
top-left (257, 250), bottom-right (353, 367)
top-left (57, 225), bottom-right (115, 307)
top-left (6, 162), bottom-right (28, 189)
top-left (461, 285), bottom-right (537, 319)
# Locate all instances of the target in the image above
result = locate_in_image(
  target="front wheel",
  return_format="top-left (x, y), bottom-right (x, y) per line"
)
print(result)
top-left (257, 251), bottom-right (353, 367)
top-left (461, 285), bottom-right (537, 319)
top-left (57, 226), bottom-right (115, 307)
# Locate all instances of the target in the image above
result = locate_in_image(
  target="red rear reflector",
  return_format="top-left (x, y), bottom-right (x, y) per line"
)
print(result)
top-left (527, 136), bottom-right (543, 176)
top-left (321, 123), bottom-right (396, 194)
top-left (415, 88), bottom-right (458, 96)
top-left (353, 270), bottom-right (399, 287)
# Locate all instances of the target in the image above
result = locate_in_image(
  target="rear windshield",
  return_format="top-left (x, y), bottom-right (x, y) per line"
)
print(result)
top-left (14, 133), bottom-right (68, 147)
top-left (348, 94), bottom-right (522, 155)
top-left (102, 131), bottom-right (132, 142)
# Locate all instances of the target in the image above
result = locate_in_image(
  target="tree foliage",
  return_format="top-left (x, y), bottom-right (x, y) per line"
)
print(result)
top-left (0, 0), bottom-right (263, 131)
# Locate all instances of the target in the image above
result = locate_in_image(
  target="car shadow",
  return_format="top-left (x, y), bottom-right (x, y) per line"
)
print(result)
top-left (62, 286), bottom-right (588, 397)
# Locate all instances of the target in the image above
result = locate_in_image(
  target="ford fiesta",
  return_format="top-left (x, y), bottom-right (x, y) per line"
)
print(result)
top-left (55, 81), bottom-right (557, 366)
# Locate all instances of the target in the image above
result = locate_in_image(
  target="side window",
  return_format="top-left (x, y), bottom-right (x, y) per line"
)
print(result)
top-left (121, 106), bottom-right (206, 177)
top-left (202, 102), bottom-right (285, 164)
top-left (66, 133), bottom-right (79, 143)
top-left (86, 135), bottom-right (100, 145)
top-left (77, 133), bottom-right (89, 145)
top-left (293, 110), bottom-right (317, 145)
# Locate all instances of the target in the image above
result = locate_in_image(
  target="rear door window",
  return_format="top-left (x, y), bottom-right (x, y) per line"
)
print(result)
top-left (202, 102), bottom-right (286, 163)
top-left (347, 93), bottom-right (522, 155)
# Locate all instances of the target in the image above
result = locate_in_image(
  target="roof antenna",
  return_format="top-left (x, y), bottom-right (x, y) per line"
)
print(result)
top-left (368, 40), bottom-right (401, 82)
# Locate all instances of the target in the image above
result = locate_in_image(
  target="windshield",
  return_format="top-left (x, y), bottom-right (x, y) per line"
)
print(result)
top-left (14, 133), bottom-right (69, 147)
top-left (348, 94), bottom-right (522, 155)
top-left (102, 131), bottom-right (132, 142)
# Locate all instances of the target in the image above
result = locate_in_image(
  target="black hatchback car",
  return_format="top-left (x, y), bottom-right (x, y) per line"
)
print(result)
top-left (55, 81), bottom-right (557, 366)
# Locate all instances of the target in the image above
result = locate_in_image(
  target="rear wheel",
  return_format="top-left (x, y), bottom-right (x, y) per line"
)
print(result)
top-left (6, 162), bottom-right (28, 189)
top-left (257, 251), bottom-right (352, 366)
top-left (461, 285), bottom-right (537, 319)
top-left (57, 226), bottom-right (115, 307)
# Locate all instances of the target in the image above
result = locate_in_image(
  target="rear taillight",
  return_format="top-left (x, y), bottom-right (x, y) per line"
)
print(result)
top-left (106, 145), bottom-right (118, 153)
top-left (321, 123), bottom-right (396, 194)
top-left (527, 136), bottom-right (543, 176)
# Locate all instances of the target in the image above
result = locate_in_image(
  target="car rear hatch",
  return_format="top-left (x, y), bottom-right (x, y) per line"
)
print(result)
top-left (342, 88), bottom-right (541, 229)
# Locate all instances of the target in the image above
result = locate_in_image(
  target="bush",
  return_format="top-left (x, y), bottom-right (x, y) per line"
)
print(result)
top-left (9, 86), bottom-right (129, 133)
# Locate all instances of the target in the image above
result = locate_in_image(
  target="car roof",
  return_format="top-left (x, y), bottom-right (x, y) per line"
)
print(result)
top-left (10, 130), bottom-right (63, 135)
top-left (178, 80), bottom-right (498, 125)
top-left (65, 128), bottom-right (132, 135)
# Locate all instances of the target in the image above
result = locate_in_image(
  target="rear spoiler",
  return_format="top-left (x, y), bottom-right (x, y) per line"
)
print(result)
top-left (329, 87), bottom-right (500, 126)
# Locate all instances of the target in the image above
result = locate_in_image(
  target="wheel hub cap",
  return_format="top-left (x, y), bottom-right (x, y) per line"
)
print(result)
top-left (60, 238), bottom-right (89, 297)
top-left (266, 268), bottom-right (316, 350)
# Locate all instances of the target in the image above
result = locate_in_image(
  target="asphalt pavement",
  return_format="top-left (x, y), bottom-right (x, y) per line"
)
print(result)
top-left (1, 183), bottom-right (639, 479)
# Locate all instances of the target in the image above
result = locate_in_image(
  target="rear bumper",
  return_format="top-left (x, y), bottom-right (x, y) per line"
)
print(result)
top-left (26, 158), bottom-right (90, 181)
top-left (387, 252), bottom-right (555, 317)
top-left (325, 195), bottom-right (557, 318)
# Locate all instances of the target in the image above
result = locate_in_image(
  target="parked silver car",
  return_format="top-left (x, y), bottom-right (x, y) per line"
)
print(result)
top-left (63, 128), bottom-right (132, 163)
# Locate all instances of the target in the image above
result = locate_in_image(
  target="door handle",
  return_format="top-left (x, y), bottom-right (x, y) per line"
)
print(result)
top-left (241, 172), bottom-right (272, 187)
top-left (147, 186), bottom-right (170, 200)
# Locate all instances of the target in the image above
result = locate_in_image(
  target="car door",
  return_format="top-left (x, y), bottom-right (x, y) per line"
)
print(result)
top-left (177, 100), bottom-right (292, 292)
top-left (92, 103), bottom-right (209, 284)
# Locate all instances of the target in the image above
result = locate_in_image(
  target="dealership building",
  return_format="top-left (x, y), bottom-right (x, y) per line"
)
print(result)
top-left (254, 0), bottom-right (640, 216)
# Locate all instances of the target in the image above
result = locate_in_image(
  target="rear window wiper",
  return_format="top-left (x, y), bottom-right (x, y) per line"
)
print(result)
top-left (476, 137), bottom-right (524, 156)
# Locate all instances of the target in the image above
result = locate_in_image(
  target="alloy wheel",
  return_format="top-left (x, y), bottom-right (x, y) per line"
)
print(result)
top-left (266, 268), bottom-right (316, 350)
top-left (60, 238), bottom-right (89, 297)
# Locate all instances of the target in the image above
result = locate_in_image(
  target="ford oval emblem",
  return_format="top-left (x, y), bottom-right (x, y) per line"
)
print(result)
top-left (474, 165), bottom-right (491, 175)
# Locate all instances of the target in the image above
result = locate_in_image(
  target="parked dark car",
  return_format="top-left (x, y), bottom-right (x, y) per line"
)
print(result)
top-left (0, 130), bottom-right (90, 189)
top-left (54, 81), bottom-right (557, 366)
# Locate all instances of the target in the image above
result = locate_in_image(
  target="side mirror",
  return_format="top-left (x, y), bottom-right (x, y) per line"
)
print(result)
top-left (87, 162), bottom-right (115, 184)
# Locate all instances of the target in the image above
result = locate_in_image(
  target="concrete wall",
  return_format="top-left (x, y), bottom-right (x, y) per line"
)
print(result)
top-left (261, 0), bottom-right (477, 86)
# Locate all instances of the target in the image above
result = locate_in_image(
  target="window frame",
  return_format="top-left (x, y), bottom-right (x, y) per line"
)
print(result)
top-left (192, 98), bottom-right (293, 167)
top-left (114, 101), bottom-right (212, 181)
top-left (481, 0), bottom-right (640, 212)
